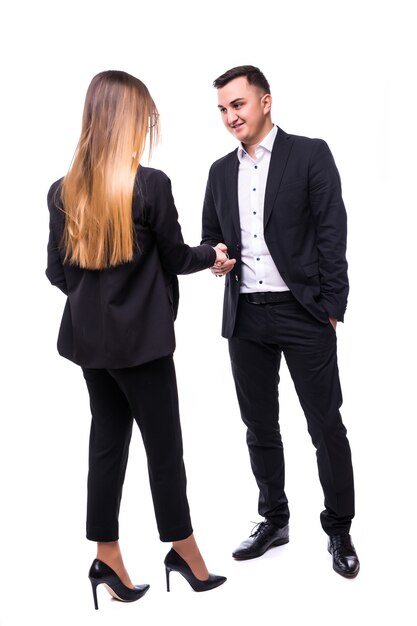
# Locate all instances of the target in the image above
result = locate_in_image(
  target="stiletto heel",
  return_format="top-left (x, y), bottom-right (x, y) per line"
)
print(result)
top-left (88, 559), bottom-right (150, 610)
top-left (90, 579), bottom-right (99, 610)
top-left (163, 549), bottom-right (226, 592)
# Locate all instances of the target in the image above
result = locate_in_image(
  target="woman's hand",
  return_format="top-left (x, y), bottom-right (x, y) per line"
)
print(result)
top-left (211, 243), bottom-right (236, 277)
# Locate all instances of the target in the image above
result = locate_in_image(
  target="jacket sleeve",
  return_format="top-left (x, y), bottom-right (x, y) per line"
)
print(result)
top-left (308, 140), bottom-right (349, 321)
top-left (201, 170), bottom-right (224, 246)
top-left (146, 170), bottom-right (216, 274)
top-left (45, 182), bottom-right (68, 295)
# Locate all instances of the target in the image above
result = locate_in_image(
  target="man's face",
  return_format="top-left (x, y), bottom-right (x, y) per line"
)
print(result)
top-left (217, 76), bottom-right (272, 146)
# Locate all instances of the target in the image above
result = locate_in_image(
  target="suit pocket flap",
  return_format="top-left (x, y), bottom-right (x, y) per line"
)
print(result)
top-left (303, 261), bottom-right (319, 277)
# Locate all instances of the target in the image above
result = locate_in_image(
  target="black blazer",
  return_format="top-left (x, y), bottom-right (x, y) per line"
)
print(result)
top-left (46, 167), bottom-right (216, 368)
top-left (201, 127), bottom-right (349, 338)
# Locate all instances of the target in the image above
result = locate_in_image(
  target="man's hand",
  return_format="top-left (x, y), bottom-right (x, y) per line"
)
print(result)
top-left (211, 243), bottom-right (236, 277)
top-left (329, 317), bottom-right (337, 331)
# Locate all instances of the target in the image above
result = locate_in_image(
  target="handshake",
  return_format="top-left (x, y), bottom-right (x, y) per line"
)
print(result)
top-left (211, 243), bottom-right (236, 278)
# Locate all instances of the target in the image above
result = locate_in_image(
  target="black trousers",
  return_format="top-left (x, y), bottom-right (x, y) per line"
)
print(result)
top-left (228, 295), bottom-right (355, 535)
top-left (82, 355), bottom-right (193, 543)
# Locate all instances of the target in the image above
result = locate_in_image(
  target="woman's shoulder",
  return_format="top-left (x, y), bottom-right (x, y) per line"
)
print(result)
top-left (134, 167), bottom-right (173, 205)
top-left (47, 177), bottom-right (65, 213)
top-left (136, 165), bottom-right (170, 186)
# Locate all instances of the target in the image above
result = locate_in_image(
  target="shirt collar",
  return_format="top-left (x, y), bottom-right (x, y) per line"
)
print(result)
top-left (237, 124), bottom-right (278, 163)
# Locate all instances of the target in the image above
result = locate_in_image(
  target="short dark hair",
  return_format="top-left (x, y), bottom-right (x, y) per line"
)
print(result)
top-left (213, 65), bottom-right (271, 94)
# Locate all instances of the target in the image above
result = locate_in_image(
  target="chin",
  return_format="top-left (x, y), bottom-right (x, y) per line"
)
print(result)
top-left (234, 130), bottom-right (249, 142)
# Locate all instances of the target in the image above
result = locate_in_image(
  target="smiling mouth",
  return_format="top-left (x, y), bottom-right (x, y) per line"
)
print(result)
top-left (231, 122), bottom-right (245, 130)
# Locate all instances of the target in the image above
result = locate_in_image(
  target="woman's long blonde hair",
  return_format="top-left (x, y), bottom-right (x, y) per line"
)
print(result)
top-left (61, 71), bottom-right (159, 269)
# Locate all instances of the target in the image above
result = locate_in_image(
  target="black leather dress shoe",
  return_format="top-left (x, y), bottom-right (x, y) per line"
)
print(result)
top-left (328, 534), bottom-right (360, 578)
top-left (232, 521), bottom-right (289, 560)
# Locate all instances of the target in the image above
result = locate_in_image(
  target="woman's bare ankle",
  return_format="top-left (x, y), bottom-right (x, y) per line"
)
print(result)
top-left (96, 541), bottom-right (134, 589)
top-left (172, 534), bottom-right (209, 580)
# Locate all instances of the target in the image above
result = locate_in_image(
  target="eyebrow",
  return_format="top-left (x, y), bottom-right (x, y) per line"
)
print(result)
top-left (217, 98), bottom-right (245, 109)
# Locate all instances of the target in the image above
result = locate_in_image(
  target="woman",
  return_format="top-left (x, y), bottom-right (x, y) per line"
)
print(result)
top-left (46, 70), bottom-right (229, 609)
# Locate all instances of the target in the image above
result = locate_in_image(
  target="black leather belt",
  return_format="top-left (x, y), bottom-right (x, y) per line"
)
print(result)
top-left (242, 291), bottom-right (294, 305)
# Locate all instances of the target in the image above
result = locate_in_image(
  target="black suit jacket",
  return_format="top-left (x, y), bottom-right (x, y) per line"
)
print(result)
top-left (46, 167), bottom-right (216, 368)
top-left (201, 127), bottom-right (349, 338)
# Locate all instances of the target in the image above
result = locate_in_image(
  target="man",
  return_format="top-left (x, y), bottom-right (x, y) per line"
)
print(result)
top-left (201, 65), bottom-right (359, 578)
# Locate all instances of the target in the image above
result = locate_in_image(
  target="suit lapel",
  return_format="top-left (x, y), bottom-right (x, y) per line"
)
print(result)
top-left (264, 128), bottom-right (293, 228)
top-left (225, 151), bottom-right (241, 242)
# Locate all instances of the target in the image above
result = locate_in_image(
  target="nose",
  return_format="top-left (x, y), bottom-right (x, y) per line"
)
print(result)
top-left (227, 109), bottom-right (239, 126)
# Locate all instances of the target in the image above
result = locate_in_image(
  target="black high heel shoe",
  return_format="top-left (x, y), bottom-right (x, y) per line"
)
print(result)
top-left (164, 548), bottom-right (227, 592)
top-left (88, 559), bottom-right (150, 610)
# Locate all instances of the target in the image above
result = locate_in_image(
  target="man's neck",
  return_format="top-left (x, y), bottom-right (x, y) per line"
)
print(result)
top-left (242, 122), bottom-right (274, 159)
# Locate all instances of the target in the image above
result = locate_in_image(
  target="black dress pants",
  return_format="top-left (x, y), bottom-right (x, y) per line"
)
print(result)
top-left (228, 295), bottom-right (355, 535)
top-left (82, 355), bottom-right (193, 543)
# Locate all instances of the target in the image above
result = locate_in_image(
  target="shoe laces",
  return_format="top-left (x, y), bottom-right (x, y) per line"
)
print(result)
top-left (331, 534), bottom-right (354, 555)
top-left (250, 520), bottom-right (270, 537)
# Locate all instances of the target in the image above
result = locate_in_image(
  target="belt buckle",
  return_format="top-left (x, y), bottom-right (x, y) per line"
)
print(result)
top-left (245, 294), bottom-right (256, 305)
top-left (249, 292), bottom-right (266, 304)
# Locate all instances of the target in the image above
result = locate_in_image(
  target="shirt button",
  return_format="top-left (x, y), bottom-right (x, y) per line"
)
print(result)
top-left (254, 234), bottom-right (257, 238)
top-left (254, 165), bottom-right (258, 169)
top-left (256, 257), bottom-right (260, 261)
top-left (259, 280), bottom-right (263, 284)
top-left (253, 188), bottom-right (256, 191)
top-left (253, 211), bottom-right (256, 215)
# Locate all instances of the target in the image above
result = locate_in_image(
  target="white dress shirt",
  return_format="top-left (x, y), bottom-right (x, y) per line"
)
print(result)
top-left (237, 124), bottom-right (289, 293)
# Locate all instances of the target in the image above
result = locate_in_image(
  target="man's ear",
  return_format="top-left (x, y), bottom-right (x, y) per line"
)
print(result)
top-left (262, 93), bottom-right (272, 115)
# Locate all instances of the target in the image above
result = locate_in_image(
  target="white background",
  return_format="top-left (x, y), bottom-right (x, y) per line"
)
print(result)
top-left (1, 1), bottom-right (416, 624)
